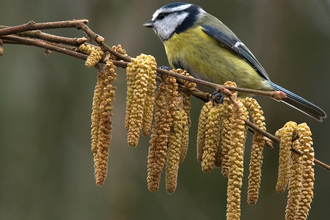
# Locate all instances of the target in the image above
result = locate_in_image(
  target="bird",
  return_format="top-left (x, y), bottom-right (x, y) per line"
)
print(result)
top-left (143, 2), bottom-right (327, 121)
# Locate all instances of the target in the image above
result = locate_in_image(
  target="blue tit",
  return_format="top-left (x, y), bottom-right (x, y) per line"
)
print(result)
top-left (144, 2), bottom-right (327, 121)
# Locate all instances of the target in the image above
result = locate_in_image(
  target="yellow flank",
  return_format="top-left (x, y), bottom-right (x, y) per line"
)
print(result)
top-left (164, 26), bottom-right (271, 93)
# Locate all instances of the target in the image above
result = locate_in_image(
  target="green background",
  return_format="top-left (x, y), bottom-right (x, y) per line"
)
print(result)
top-left (1, 0), bottom-right (330, 219)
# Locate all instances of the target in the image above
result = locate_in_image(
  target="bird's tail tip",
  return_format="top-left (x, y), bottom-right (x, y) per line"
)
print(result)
top-left (268, 81), bottom-right (327, 122)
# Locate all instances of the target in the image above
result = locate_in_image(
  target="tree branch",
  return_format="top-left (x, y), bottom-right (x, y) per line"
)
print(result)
top-left (0, 19), bottom-right (329, 171)
top-left (1, 35), bottom-right (88, 60)
top-left (0, 19), bottom-right (88, 36)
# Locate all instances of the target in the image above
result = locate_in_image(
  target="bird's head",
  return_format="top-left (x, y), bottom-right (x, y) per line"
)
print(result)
top-left (143, 2), bottom-right (205, 41)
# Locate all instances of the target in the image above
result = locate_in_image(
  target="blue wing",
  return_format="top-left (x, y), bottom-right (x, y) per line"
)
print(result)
top-left (202, 25), bottom-right (270, 81)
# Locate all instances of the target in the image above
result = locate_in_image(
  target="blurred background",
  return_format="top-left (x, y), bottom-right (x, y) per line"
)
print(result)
top-left (1, 0), bottom-right (330, 219)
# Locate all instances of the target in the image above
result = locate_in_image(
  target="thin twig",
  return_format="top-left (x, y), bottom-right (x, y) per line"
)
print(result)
top-left (77, 23), bottom-right (131, 62)
top-left (17, 30), bottom-right (87, 46)
top-left (0, 24), bottom-right (87, 46)
top-left (1, 35), bottom-right (88, 60)
top-left (0, 19), bottom-right (88, 36)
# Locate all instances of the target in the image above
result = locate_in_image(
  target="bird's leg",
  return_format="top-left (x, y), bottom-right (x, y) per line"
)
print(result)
top-left (212, 91), bottom-right (225, 104)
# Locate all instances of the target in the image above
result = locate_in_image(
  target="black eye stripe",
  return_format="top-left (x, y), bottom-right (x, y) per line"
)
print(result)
top-left (157, 13), bottom-right (169, 20)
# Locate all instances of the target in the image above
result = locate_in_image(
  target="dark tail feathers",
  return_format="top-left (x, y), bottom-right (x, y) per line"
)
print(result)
top-left (268, 81), bottom-right (327, 122)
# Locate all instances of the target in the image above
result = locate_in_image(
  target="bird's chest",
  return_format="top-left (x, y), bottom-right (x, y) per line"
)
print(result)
top-left (164, 28), bottom-right (219, 65)
top-left (164, 29), bottom-right (234, 82)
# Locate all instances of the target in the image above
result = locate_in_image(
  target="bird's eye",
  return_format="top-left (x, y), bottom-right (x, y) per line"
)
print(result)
top-left (157, 13), bottom-right (167, 20)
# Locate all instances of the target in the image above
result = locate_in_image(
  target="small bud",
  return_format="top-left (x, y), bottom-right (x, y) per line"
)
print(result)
top-left (273, 91), bottom-right (287, 100)
top-left (44, 49), bottom-right (52, 56)
top-left (76, 37), bottom-right (87, 44)
top-left (96, 35), bottom-right (105, 42)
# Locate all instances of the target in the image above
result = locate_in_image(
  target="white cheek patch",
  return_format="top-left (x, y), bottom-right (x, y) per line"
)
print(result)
top-left (154, 12), bottom-right (189, 40)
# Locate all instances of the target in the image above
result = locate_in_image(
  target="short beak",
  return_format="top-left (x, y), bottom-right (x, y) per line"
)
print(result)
top-left (143, 19), bottom-right (154, 28)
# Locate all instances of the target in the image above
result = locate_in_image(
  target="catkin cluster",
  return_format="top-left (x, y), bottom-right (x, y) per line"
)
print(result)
top-left (197, 101), bottom-right (223, 172)
top-left (197, 81), bottom-right (270, 220)
top-left (226, 100), bottom-right (249, 220)
top-left (165, 108), bottom-right (188, 194)
top-left (219, 92), bottom-right (235, 177)
top-left (125, 54), bottom-right (157, 147)
top-left (295, 123), bottom-right (314, 220)
top-left (146, 70), bottom-right (193, 193)
top-left (79, 44), bottom-right (105, 67)
top-left (91, 60), bottom-right (117, 186)
top-left (172, 68), bottom-right (196, 162)
top-left (286, 138), bottom-right (303, 220)
top-left (147, 75), bottom-right (177, 192)
top-left (242, 97), bottom-right (266, 205)
top-left (275, 122), bottom-right (315, 220)
top-left (276, 121), bottom-right (297, 193)
top-left (143, 68), bottom-right (195, 193)
top-left (81, 44), bottom-right (318, 219)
